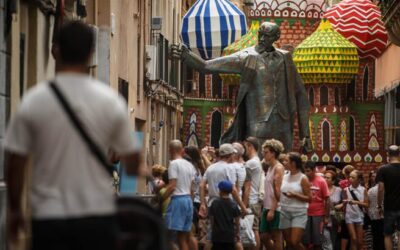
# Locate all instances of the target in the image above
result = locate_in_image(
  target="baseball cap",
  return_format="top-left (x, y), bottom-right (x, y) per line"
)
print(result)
top-left (218, 180), bottom-right (233, 193)
top-left (219, 143), bottom-right (236, 156)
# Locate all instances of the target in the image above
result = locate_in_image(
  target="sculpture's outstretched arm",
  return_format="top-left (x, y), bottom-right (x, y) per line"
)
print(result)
top-left (171, 44), bottom-right (244, 75)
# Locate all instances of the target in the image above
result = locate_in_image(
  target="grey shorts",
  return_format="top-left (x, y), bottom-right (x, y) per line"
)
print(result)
top-left (250, 203), bottom-right (262, 231)
top-left (303, 216), bottom-right (323, 246)
top-left (279, 210), bottom-right (308, 230)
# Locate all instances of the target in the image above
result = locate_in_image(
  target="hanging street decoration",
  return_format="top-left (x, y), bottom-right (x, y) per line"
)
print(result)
top-left (180, 0), bottom-right (247, 60)
top-left (293, 19), bottom-right (359, 85)
top-left (324, 0), bottom-right (388, 59)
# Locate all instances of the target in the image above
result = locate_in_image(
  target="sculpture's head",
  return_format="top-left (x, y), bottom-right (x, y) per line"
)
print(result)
top-left (258, 22), bottom-right (280, 49)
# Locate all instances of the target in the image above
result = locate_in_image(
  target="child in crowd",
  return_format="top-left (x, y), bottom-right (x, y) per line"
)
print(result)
top-left (209, 180), bottom-right (241, 250)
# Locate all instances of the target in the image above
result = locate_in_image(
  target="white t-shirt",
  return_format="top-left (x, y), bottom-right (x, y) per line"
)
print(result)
top-left (4, 73), bottom-right (139, 219)
top-left (246, 156), bottom-right (262, 205)
top-left (203, 160), bottom-right (236, 206)
top-left (168, 158), bottom-right (196, 196)
top-left (233, 162), bottom-right (246, 197)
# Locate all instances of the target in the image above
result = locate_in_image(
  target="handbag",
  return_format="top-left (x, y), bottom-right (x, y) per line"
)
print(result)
top-left (240, 209), bottom-right (256, 247)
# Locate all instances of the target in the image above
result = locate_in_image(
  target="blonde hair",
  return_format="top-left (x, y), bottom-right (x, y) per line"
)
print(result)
top-left (152, 164), bottom-right (167, 177)
top-left (262, 139), bottom-right (285, 158)
top-left (343, 165), bottom-right (355, 177)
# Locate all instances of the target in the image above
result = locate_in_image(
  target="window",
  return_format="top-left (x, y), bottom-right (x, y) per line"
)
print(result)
top-left (212, 74), bottom-right (222, 98)
top-left (20, 33), bottom-right (25, 98)
top-left (349, 116), bottom-right (355, 150)
top-left (309, 87), bottom-right (314, 106)
top-left (118, 78), bottom-right (129, 103)
top-left (334, 87), bottom-right (340, 106)
top-left (322, 121), bottom-right (331, 151)
top-left (229, 85), bottom-right (236, 99)
top-left (199, 72), bottom-right (206, 98)
top-left (320, 85), bottom-right (329, 106)
top-left (184, 65), bottom-right (194, 95)
top-left (210, 111), bottom-right (222, 148)
top-left (363, 66), bottom-right (369, 101)
top-left (347, 77), bottom-right (356, 101)
top-left (157, 34), bottom-right (169, 81)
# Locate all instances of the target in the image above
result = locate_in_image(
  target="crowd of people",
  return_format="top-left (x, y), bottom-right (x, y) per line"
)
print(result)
top-left (152, 138), bottom-right (400, 250)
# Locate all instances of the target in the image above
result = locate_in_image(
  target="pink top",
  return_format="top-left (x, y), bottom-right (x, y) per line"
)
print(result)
top-left (263, 162), bottom-right (283, 210)
top-left (308, 175), bottom-right (329, 216)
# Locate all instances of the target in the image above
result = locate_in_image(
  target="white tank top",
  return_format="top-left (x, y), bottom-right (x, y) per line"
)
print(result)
top-left (280, 172), bottom-right (309, 212)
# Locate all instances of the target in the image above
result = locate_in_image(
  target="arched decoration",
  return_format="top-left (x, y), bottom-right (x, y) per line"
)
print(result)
top-left (186, 112), bottom-right (199, 147)
top-left (309, 87), bottom-right (315, 106)
top-left (368, 114), bottom-right (379, 151)
top-left (322, 120), bottom-right (331, 151)
top-left (187, 134), bottom-right (199, 147)
top-left (210, 110), bottom-right (223, 148)
top-left (347, 77), bottom-right (356, 101)
top-left (199, 72), bottom-right (206, 98)
top-left (339, 120), bottom-right (348, 151)
top-left (320, 85), bottom-right (329, 106)
top-left (349, 116), bottom-right (356, 150)
top-left (212, 74), bottom-right (222, 99)
top-left (334, 87), bottom-right (340, 106)
top-left (309, 120), bottom-right (315, 149)
top-left (363, 66), bottom-right (369, 101)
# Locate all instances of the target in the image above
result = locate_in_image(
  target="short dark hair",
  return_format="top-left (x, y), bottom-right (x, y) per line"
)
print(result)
top-left (304, 161), bottom-right (316, 170)
top-left (245, 137), bottom-right (259, 152)
top-left (55, 21), bottom-right (94, 65)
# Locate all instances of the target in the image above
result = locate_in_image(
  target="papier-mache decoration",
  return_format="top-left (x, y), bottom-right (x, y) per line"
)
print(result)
top-left (293, 19), bottom-right (359, 85)
top-left (181, 0), bottom-right (247, 60)
top-left (324, 0), bottom-right (388, 59)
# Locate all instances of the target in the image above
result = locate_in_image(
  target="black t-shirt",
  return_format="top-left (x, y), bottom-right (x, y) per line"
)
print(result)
top-left (209, 197), bottom-right (241, 243)
top-left (376, 163), bottom-right (400, 211)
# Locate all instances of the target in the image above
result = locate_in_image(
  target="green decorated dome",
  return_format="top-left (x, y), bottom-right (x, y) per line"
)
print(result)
top-left (293, 19), bottom-right (359, 85)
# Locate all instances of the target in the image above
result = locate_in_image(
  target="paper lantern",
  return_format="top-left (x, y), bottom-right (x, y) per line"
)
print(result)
top-left (324, 0), bottom-right (388, 59)
top-left (293, 19), bottom-right (359, 85)
top-left (180, 0), bottom-right (247, 60)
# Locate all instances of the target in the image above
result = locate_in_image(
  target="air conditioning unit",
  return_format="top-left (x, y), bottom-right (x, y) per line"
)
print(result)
top-left (151, 17), bottom-right (162, 30)
top-left (89, 25), bottom-right (99, 67)
top-left (146, 45), bottom-right (157, 81)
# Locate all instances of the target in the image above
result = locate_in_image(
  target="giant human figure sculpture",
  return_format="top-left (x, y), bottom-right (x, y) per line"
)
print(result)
top-left (173, 22), bottom-right (312, 151)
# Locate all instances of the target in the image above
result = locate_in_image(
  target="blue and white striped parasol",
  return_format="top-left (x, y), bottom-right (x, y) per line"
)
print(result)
top-left (181, 0), bottom-right (247, 60)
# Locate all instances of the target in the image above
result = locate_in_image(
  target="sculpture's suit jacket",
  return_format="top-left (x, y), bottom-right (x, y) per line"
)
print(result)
top-left (182, 45), bottom-right (310, 147)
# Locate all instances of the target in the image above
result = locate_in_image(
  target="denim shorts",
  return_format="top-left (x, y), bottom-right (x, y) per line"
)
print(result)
top-left (165, 195), bottom-right (193, 232)
top-left (384, 210), bottom-right (400, 235)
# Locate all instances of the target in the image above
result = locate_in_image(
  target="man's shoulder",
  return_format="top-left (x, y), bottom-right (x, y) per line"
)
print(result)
top-left (246, 157), bottom-right (261, 167)
top-left (20, 81), bottom-right (50, 104)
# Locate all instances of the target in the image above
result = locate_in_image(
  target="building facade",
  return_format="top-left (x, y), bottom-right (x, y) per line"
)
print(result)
top-left (1, 0), bottom-right (184, 248)
top-left (375, 0), bottom-right (400, 147)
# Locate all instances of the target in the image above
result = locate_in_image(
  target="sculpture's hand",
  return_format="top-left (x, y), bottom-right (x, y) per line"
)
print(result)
top-left (169, 43), bottom-right (189, 60)
top-left (301, 137), bottom-right (313, 153)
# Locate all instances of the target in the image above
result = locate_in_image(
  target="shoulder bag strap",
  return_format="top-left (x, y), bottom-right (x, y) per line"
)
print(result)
top-left (348, 188), bottom-right (365, 212)
top-left (49, 81), bottom-right (113, 176)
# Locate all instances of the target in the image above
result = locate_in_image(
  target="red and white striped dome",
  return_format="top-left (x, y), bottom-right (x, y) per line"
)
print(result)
top-left (324, 0), bottom-right (388, 59)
